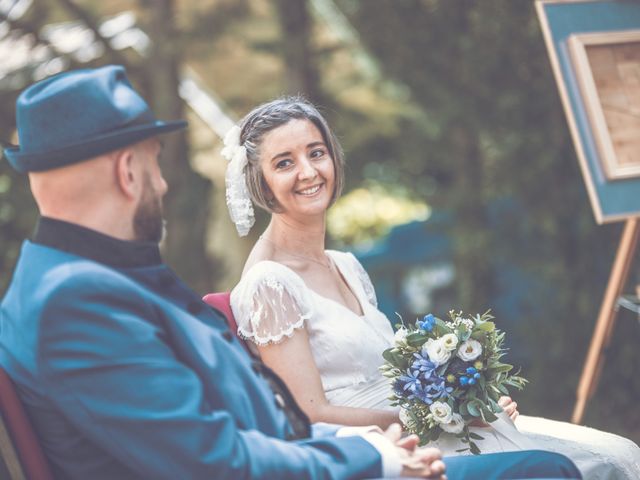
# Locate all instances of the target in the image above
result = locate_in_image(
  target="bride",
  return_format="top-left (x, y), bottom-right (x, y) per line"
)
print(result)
top-left (225, 96), bottom-right (640, 479)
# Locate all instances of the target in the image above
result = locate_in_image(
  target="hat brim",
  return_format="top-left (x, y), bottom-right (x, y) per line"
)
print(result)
top-left (4, 119), bottom-right (187, 173)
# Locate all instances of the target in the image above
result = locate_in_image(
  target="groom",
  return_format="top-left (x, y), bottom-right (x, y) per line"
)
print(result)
top-left (0, 65), bottom-right (581, 479)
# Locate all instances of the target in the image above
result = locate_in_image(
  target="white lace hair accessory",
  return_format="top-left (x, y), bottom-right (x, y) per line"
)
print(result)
top-left (222, 125), bottom-right (255, 237)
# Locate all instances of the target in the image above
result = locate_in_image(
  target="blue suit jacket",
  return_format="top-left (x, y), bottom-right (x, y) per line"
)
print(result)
top-left (0, 241), bottom-right (381, 479)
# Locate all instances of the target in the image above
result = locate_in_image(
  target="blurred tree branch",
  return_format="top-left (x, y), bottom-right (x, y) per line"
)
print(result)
top-left (0, 10), bottom-right (69, 60)
top-left (54, 0), bottom-right (129, 66)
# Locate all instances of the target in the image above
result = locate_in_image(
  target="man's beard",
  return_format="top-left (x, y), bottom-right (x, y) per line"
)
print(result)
top-left (133, 173), bottom-right (165, 243)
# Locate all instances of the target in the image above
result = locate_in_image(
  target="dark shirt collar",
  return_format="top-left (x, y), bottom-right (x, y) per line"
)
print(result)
top-left (33, 216), bottom-right (162, 268)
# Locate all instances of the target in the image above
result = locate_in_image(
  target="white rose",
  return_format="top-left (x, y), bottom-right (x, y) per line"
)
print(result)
top-left (422, 338), bottom-right (452, 366)
top-left (457, 339), bottom-right (483, 361)
top-left (440, 333), bottom-right (459, 352)
top-left (429, 401), bottom-right (453, 424)
top-left (441, 413), bottom-right (465, 434)
top-left (394, 327), bottom-right (408, 344)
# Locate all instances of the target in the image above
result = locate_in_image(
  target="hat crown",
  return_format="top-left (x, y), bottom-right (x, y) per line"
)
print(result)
top-left (16, 65), bottom-right (153, 154)
top-left (4, 64), bottom-right (186, 173)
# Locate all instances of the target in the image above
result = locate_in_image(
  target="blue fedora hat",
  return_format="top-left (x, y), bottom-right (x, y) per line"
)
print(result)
top-left (4, 65), bottom-right (187, 173)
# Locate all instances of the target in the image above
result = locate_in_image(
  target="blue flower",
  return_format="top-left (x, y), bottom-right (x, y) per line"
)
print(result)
top-left (466, 367), bottom-right (477, 375)
top-left (418, 314), bottom-right (436, 332)
top-left (416, 375), bottom-right (453, 404)
top-left (410, 352), bottom-right (437, 379)
top-left (394, 349), bottom-right (453, 404)
top-left (430, 376), bottom-right (453, 398)
top-left (393, 378), bottom-right (410, 398)
top-left (459, 376), bottom-right (469, 386)
top-left (396, 369), bottom-right (424, 400)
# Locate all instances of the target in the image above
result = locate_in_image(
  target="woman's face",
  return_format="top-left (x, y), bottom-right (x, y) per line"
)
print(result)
top-left (258, 118), bottom-right (335, 219)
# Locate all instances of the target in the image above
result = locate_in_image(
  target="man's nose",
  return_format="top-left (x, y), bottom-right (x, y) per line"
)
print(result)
top-left (158, 176), bottom-right (168, 196)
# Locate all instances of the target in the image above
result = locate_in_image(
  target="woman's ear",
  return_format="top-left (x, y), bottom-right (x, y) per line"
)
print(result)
top-left (113, 147), bottom-right (139, 200)
top-left (261, 178), bottom-right (275, 202)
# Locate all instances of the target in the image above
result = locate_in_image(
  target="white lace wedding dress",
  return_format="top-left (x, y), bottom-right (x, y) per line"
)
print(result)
top-left (231, 250), bottom-right (640, 479)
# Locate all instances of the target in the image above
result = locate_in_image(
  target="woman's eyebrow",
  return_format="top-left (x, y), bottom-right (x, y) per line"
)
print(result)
top-left (270, 142), bottom-right (327, 162)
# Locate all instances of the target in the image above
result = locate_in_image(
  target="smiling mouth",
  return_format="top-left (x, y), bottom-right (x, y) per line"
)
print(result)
top-left (297, 184), bottom-right (323, 196)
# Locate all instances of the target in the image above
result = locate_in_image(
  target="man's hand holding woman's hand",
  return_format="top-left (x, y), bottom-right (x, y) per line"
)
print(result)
top-left (384, 423), bottom-right (447, 479)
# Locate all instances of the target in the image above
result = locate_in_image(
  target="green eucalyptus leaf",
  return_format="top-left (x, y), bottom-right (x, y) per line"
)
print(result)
top-left (406, 333), bottom-right (427, 347)
top-left (481, 406), bottom-right (498, 423)
top-left (382, 348), bottom-right (398, 364)
top-left (467, 402), bottom-right (480, 417)
top-left (488, 364), bottom-right (513, 374)
top-left (470, 441), bottom-right (481, 455)
top-left (478, 376), bottom-right (486, 390)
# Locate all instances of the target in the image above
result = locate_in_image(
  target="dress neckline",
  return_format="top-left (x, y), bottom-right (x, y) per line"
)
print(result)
top-left (245, 251), bottom-right (367, 319)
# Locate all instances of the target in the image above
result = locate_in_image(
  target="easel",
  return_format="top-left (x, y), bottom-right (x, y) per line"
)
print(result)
top-left (571, 217), bottom-right (640, 424)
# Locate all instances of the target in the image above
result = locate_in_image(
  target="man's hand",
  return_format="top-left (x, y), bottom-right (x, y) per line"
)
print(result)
top-left (383, 423), bottom-right (447, 479)
top-left (498, 396), bottom-right (519, 422)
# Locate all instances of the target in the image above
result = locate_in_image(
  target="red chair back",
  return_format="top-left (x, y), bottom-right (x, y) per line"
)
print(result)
top-left (202, 292), bottom-right (250, 353)
top-left (0, 368), bottom-right (54, 480)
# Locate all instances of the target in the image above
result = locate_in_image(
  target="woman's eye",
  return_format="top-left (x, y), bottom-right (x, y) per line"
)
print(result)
top-left (310, 149), bottom-right (326, 159)
top-left (275, 159), bottom-right (292, 169)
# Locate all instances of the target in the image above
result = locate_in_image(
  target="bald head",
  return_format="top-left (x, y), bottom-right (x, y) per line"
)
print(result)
top-left (29, 137), bottom-right (166, 241)
top-left (30, 151), bottom-right (117, 210)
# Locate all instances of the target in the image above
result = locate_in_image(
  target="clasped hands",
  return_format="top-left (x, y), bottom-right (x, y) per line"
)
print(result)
top-left (383, 423), bottom-right (446, 479)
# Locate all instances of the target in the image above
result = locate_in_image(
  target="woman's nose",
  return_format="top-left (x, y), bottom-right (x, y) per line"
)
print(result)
top-left (298, 158), bottom-right (318, 180)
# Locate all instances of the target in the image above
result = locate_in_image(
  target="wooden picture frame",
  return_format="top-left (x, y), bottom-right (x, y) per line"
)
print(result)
top-left (569, 30), bottom-right (640, 181)
top-left (536, 0), bottom-right (640, 224)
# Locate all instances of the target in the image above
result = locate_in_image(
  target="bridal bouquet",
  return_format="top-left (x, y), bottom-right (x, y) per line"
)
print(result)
top-left (381, 311), bottom-right (527, 454)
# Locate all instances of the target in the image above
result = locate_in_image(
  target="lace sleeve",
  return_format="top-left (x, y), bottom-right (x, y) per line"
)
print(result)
top-left (230, 262), bottom-right (314, 346)
top-left (346, 252), bottom-right (378, 308)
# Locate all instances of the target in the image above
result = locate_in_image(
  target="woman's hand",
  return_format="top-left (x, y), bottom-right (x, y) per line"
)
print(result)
top-left (466, 397), bottom-right (519, 427)
top-left (498, 396), bottom-right (519, 422)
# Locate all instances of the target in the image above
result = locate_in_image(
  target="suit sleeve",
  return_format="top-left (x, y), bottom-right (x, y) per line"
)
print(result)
top-left (38, 273), bottom-right (382, 480)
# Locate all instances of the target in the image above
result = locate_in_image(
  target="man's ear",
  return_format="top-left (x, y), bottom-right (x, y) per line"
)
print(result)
top-left (113, 147), bottom-right (139, 200)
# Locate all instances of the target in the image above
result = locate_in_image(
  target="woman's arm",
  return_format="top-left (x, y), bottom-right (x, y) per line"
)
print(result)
top-left (258, 327), bottom-right (400, 429)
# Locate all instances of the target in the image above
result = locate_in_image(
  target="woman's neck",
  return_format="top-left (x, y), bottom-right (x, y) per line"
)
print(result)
top-left (263, 214), bottom-right (327, 260)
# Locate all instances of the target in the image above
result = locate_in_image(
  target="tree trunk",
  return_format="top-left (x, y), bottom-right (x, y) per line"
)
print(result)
top-left (448, 124), bottom-right (494, 312)
top-left (274, 0), bottom-right (322, 102)
top-left (140, 0), bottom-right (216, 294)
